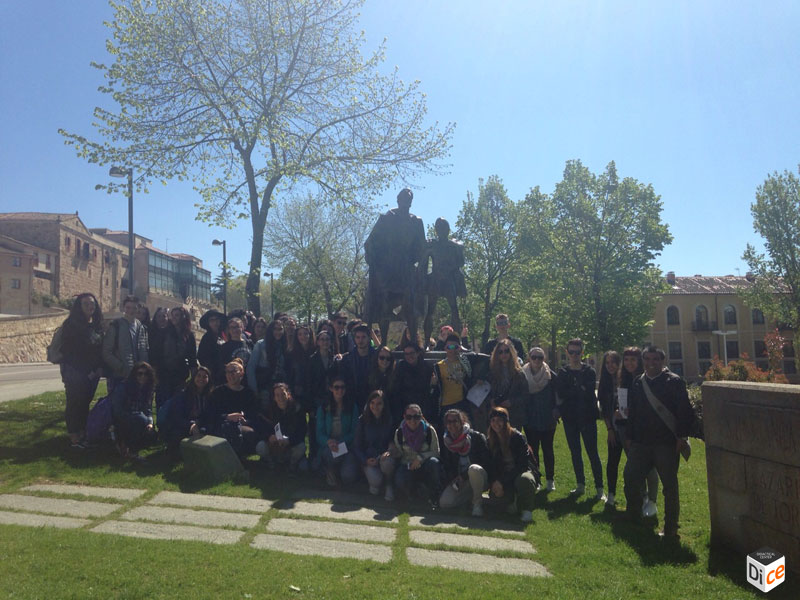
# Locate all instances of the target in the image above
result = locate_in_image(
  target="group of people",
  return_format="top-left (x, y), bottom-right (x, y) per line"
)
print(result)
top-left (56, 295), bottom-right (693, 535)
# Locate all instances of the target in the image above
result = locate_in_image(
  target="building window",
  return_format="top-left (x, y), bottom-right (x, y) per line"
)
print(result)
top-left (754, 340), bottom-right (768, 370)
top-left (75, 239), bottom-right (81, 257)
top-left (92, 248), bottom-right (97, 261)
top-left (697, 341), bottom-right (711, 359)
top-left (668, 341), bottom-right (682, 360)
top-left (83, 243), bottom-right (90, 260)
top-left (782, 342), bottom-right (796, 374)
top-left (751, 308), bottom-right (765, 325)
top-left (695, 305), bottom-right (709, 329)
top-left (65, 236), bottom-right (70, 249)
top-left (45, 254), bottom-right (51, 268)
top-left (669, 362), bottom-right (684, 376)
top-left (11, 279), bottom-right (21, 289)
top-left (666, 306), bottom-right (680, 325)
top-left (726, 340), bottom-right (740, 360)
top-left (723, 304), bottom-right (737, 325)
top-left (104, 251), bottom-right (110, 264)
top-left (11, 257), bottom-right (22, 267)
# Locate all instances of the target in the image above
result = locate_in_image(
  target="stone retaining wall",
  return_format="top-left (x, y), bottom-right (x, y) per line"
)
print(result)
top-left (0, 310), bottom-right (67, 363)
top-left (704, 381), bottom-right (800, 574)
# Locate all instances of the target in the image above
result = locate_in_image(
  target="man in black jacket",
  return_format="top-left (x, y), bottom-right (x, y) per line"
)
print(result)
top-left (623, 345), bottom-right (693, 539)
top-left (554, 337), bottom-right (605, 500)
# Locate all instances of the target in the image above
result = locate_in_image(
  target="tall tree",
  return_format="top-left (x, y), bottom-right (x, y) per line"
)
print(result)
top-left (60, 0), bottom-right (453, 314)
top-left (455, 176), bottom-right (522, 346)
top-left (262, 193), bottom-right (373, 318)
top-left (741, 165), bottom-right (800, 333)
top-left (520, 160), bottom-right (672, 354)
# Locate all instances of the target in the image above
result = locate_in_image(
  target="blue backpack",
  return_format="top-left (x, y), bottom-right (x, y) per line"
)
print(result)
top-left (86, 396), bottom-right (113, 443)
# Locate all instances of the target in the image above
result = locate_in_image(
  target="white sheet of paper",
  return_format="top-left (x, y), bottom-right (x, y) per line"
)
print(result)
top-left (331, 441), bottom-right (348, 458)
top-left (617, 388), bottom-right (628, 415)
top-left (274, 423), bottom-right (287, 441)
top-left (466, 381), bottom-right (491, 407)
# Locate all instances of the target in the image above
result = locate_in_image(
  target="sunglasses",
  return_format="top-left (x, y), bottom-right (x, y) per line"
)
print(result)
top-left (404, 414), bottom-right (422, 421)
top-left (332, 384), bottom-right (346, 390)
top-left (490, 413), bottom-right (508, 421)
top-left (530, 355), bottom-right (544, 361)
top-left (567, 349), bottom-right (581, 356)
top-left (496, 320), bottom-right (509, 326)
top-left (336, 320), bottom-right (346, 325)
top-left (378, 355), bottom-right (391, 361)
top-left (498, 348), bottom-right (511, 355)
top-left (445, 343), bottom-right (459, 350)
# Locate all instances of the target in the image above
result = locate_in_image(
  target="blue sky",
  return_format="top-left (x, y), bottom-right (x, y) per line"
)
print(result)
top-left (1, 0), bottom-right (798, 285)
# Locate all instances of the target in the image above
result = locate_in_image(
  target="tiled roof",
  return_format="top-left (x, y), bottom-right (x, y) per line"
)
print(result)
top-left (664, 275), bottom-right (787, 295)
top-left (0, 212), bottom-right (78, 221)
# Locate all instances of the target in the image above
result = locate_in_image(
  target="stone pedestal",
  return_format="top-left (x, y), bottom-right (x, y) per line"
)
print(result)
top-left (703, 381), bottom-right (800, 574)
top-left (180, 435), bottom-right (246, 483)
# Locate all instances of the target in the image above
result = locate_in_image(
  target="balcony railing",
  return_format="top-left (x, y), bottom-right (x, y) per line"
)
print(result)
top-left (691, 320), bottom-right (718, 332)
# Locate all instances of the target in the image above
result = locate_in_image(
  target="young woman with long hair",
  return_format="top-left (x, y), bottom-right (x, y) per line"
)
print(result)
top-left (255, 383), bottom-right (307, 470)
top-left (247, 319), bottom-right (290, 402)
top-left (152, 306), bottom-right (198, 409)
top-left (160, 366), bottom-right (212, 453)
top-left (316, 375), bottom-right (359, 486)
top-left (198, 309), bottom-right (226, 385)
top-left (486, 406), bottom-right (538, 522)
top-left (60, 292), bottom-right (105, 448)
top-left (522, 347), bottom-right (558, 491)
top-left (599, 350), bottom-right (622, 505)
top-left (110, 361), bottom-right (158, 461)
top-left (367, 345), bottom-right (395, 399)
top-left (388, 403), bottom-right (442, 508)
top-left (354, 390), bottom-right (396, 499)
top-left (439, 409), bottom-right (492, 515)
top-left (484, 338), bottom-right (528, 433)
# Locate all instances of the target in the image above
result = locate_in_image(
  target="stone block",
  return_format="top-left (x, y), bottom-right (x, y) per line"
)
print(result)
top-left (267, 518), bottom-right (396, 544)
top-left (409, 530), bottom-right (534, 553)
top-left (22, 484), bottom-right (146, 501)
top-left (705, 448), bottom-right (746, 492)
top-left (406, 547), bottom-right (550, 577)
top-left (0, 510), bottom-right (89, 529)
top-left (149, 491), bottom-right (272, 513)
top-left (92, 520), bottom-right (243, 545)
top-left (0, 494), bottom-right (121, 518)
top-left (180, 435), bottom-right (245, 483)
top-left (251, 533), bottom-right (392, 563)
top-left (120, 505), bottom-right (260, 529)
top-left (407, 514), bottom-right (525, 536)
top-left (277, 500), bottom-right (398, 523)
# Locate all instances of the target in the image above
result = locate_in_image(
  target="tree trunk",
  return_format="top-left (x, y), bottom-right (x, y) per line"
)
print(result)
top-left (246, 214), bottom-right (267, 316)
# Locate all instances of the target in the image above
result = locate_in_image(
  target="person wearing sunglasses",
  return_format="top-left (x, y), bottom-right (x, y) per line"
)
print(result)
top-left (206, 358), bottom-right (258, 459)
top-left (367, 346), bottom-right (395, 404)
top-left (484, 339), bottom-right (528, 434)
top-left (430, 332), bottom-right (489, 432)
top-left (522, 347), bottom-right (558, 492)
top-left (481, 313), bottom-right (525, 359)
top-left (438, 409), bottom-right (491, 516)
top-left (554, 338), bottom-right (605, 501)
top-left (110, 361), bottom-right (157, 462)
top-left (316, 376), bottom-right (359, 487)
top-left (486, 407), bottom-right (538, 523)
top-left (388, 404), bottom-right (442, 508)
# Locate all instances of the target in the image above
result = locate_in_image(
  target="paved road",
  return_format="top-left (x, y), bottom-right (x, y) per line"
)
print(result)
top-left (0, 363), bottom-right (64, 404)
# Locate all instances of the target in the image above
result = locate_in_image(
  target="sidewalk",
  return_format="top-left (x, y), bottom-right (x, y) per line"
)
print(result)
top-left (0, 362), bottom-right (64, 404)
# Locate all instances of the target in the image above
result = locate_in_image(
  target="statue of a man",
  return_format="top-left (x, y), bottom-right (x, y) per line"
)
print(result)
top-left (364, 188), bottom-right (426, 341)
top-left (423, 217), bottom-right (467, 342)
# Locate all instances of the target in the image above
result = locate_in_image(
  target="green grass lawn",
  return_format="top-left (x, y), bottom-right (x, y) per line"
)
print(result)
top-left (0, 389), bottom-right (793, 599)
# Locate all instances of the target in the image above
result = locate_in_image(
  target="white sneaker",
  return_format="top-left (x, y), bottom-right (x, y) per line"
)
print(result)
top-left (570, 483), bottom-right (585, 496)
top-left (605, 492), bottom-right (616, 506)
top-left (642, 500), bottom-right (658, 518)
top-left (594, 487), bottom-right (607, 502)
top-left (471, 502), bottom-right (484, 517)
top-left (369, 485), bottom-right (380, 495)
top-left (383, 486), bottom-right (395, 502)
top-left (255, 440), bottom-right (268, 458)
top-left (546, 480), bottom-right (555, 492)
top-left (521, 510), bottom-right (533, 523)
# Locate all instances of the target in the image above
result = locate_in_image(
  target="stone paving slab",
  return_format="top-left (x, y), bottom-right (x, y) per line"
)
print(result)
top-left (120, 505), bottom-right (260, 529)
top-left (149, 491), bottom-right (273, 513)
top-left (251, 534), bottom-right (392, 563)
top-left (406, 547), bottom-right (550, 577)
top-left (0, 495), bottom-right (122, 518)
top-left (0, 510), bottom-right (90, 529)
top-left (407, 514), bottom-right (525, 536)
top-left (409, 530), bottom-right (534, 553)
top-left (92, 520), bottom-right (244, 545)
top-left (267, 517), bottom-right (396, 544)
top-left (277, 501), bottom-right (398, 523)
top-left (291, 488), bottom-right (392, 509)
top-left (21, 484), bottom-right (147, 501)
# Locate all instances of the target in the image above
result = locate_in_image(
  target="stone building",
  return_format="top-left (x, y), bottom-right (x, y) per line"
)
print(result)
top-left (0, 234), bottom-right (39, 315)
top-left (647, 272), bottom-right (796, 383)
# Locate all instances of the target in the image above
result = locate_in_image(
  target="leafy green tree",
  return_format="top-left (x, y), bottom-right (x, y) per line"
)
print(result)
top-left (520, 160), bottom-right (672, 354)
top-left (263, 194), bottom-right (373, 318)
top-left (455, 176), bottom-right (522, 347)
top-left (60, 0), bottom-right (453, 315)
top-left (741, 166), bottom-right (800, 334)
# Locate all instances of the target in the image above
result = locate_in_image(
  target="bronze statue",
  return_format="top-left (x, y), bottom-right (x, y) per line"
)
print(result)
top-left (364, 188), bottom-right (426, 343)
top-left (422, 217), bottom-right (467, 343)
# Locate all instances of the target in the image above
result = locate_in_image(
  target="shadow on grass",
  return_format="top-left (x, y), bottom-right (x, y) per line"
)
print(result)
top-left (537, 492), bottom-right (605, 520)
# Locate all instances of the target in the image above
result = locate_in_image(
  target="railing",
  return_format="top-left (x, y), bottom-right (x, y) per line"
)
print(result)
top-left (691, 320), bottom-right (718, 332)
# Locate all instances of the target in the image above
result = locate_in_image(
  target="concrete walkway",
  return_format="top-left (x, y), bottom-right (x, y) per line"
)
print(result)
top-left (0, 483), bottom-right (551, 577)
top-left (0, 363), bottom-right (63, 404)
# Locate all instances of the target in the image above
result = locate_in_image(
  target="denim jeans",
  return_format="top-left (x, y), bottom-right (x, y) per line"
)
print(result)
top-left (394, 457), bottom-right (442, 503)
top-left (321, 448), bottom-right (359, 485)
top-left (562, 418), bottom-right (603, 489)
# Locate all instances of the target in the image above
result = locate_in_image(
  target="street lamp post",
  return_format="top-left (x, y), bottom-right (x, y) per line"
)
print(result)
top-left (712, 329), bottom-right (737, 365)
top-left (265, 272), bottom-right (274, 319)
top-left (109, 166), bottom-right (134, 296)
top-left (212, 239), bottom-right (227, 315)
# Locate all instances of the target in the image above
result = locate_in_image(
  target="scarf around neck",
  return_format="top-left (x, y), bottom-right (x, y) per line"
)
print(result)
top-left (523, 362), bottom-right (551, 394)
top-left (401, 419), bottom-right (427, 452)
top-left (444, 424), bottom-right (472, 456)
